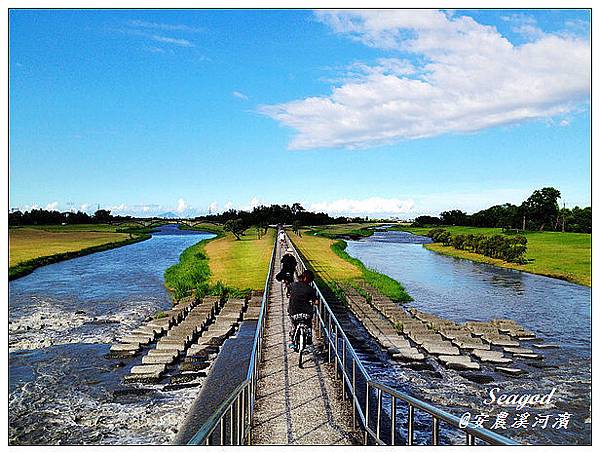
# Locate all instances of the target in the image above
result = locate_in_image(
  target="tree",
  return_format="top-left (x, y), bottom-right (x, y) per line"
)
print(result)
top-left (224, 219), bottom-right (245, 240)
top-left (440, 209), bottom-right (468, 226)
top-left (521, 187), bottom-right (561, 231)
top-left (292, 220), bottom-right (302, 235)
top-left (291, 203), bottom-right (305, 217)
top-left (93, 209), bottom-right (112, 223)
top-left (412, 215), bottom-right (441, 227)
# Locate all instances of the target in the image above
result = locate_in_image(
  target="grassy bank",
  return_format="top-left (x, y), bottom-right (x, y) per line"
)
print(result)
top-left (306, 222), bottom-right (384, 239)
top-left (401, 226), bottom-right (591, 287)
top-left (177, 222), bottom-right (224, 235)
top-left (205, 228), bottom-right (275, 290)
top-left (164, 227), bottom-right (275, 300)
top-left (290, 230), bottom-right (412, 302)
top-left (9, 225), bottom-right (151, 280)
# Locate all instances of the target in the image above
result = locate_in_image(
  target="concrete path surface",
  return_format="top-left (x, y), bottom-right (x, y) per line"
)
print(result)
top-left (251, 239), bottom-right (359, 445)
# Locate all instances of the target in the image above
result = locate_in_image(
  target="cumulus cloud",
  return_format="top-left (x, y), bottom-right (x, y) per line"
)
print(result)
top-left (232, 91), bottom-right (249, 100)
top-left (45, 201), bottom-right (59, 211)
top-left (260, 10), bottom-right (590, 149)
top-left (176, 198), bottom-right (188, 213)
top-left (79, 203), bottom-right (90, 212)
top-left (224, 201), bottom-right (233, 210)
top-left (309, 197), bottom-right (414, 215)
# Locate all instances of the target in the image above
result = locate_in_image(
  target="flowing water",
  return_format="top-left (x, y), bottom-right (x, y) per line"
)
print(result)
top-left (9, 225), bottom-right (215, 445)
top-left (345, 230), bottom-right (591, 445)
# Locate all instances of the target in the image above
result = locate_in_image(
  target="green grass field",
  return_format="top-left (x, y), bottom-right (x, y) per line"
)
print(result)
top-left (205, 228), bottom-right (275, 290)
top-left (401, 226), bottom-right (591, 287)
top-left (306, 222), bottom-right (384, 239)
top-left (9, 225), bottom-right (150, 280)
top-left (165, 227), bottom-right (275, 300)
top-left (290, 230), bottom-right (411, 302)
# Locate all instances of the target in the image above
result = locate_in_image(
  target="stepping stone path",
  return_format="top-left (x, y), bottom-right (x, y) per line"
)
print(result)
top-left (338, 283), bottom-right (546, 376)
top-left (340, 285), bottom-right (424, 362)
top-left (110, 292), bottom-right (264, 385)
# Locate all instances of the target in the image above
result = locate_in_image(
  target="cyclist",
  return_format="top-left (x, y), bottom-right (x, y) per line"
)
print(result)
top-left (287, 270), bottom-right (318, 349)
top-left (278, 229), bottom-right (286, 248)
top-left (280, 248), bottom-right (297, 296)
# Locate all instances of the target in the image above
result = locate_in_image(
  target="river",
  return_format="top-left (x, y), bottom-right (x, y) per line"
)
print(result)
top-left (9, 225), bottom-right (215, 445)
top-left (345, 230), bottom-right (591, 445)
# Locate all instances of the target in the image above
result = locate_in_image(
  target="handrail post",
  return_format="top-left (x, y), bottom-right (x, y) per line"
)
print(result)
top-left (407, 404), bottom-right (414, 446)
top-left (391, 395), bottom-right (396, 446)
top-left (365, 382), bottom-right (370, 445)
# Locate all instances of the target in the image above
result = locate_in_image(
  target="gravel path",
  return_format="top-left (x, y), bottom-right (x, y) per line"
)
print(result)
top-left (251, 240), bottom-right (359, 445)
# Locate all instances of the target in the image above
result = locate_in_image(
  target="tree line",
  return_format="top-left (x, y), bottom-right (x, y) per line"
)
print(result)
top-left (9, 203), bottom-right (367, 230)
top-left (413, 187), bottom-right (591, 233)
top-left (428, 228), bottom-right (528, 263)
top-left (8, 208), bottom-right (121, 226)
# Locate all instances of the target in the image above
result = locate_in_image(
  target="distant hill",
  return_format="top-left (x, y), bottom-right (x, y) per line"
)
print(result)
top-left (156, 211), bottom-right (179, 219)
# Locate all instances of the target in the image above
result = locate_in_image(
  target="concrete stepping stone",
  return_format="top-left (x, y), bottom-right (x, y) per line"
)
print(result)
top-left (533, 343), bottom-right (559, 349)
top-left (134, 326), bottom-right (161, 336)
top-left (513, 352), bottom-right (542, 359)
top-left (120, 334), bottom-right (153, 345)
top-left (389, 348), bottom-right (425, 362)
top-left (503, 347), bottom-right (535, 354)
top-left (495, 366), bottom-right (525, 376)
top-left (108, 343), bottom-right (139, 357)
top-left (438, 355), bottom-right (480, 371)
top-left (481, 335), bottom-right (519, 347)
top-left (142, 354), bottom-right (176, 365)
top-left (471, 349), bottom-right (512, 364)
top-left (148, 348), bottom-right (179, 357)
top-left (422, 342), bottom-right (460, 356)
top-left (452, 338), bottom-right (489, 350)
top-left (130, 364), bottom-right (166, 375)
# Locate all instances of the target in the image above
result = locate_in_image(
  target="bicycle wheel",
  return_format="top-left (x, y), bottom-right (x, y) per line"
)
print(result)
top-left (298, 327), bottom-right (305, 369)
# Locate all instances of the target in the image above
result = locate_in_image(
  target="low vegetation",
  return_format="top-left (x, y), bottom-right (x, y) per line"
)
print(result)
top-left (403, 226), bottom-right (591, 287)
top-left (427, 227), bottom-right (528, 263)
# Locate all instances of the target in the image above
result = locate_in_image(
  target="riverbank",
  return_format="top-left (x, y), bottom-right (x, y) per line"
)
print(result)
top-left (164, 226), bottom-right (275, 300)
top-left (305, 222), bottom-right (383, 239)
top-left (289, 230), bottom-right (411, 302)
top-left (9, 225), bottom-right (152, 280)
top-left (400, 226), bottom-right (591, 287)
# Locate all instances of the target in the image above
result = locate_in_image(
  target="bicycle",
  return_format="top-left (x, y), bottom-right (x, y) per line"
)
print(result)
top-left (291, 313), bottom-right (312, 368)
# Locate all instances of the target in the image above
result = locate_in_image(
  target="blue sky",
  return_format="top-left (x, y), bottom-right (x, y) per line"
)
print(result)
top-left (9, 9), bottom-right (590, 218)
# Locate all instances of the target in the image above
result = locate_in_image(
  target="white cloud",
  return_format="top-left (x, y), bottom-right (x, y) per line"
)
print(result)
top-left (176, 198), bottom-right (188, 213)
top-left (224, 201), bottom-right (233, 210)
top-left (309, 197), bottom-right (414, 215)
top-left (248, 197), bottom-right (262, 210)
top-left (150, 35), bottom-right (193, 47)
top-left (45, 201), bottom-right (59, 211)
top-left (110, 203), bottom-right (128, 213)
top-left (232, 91), bottom-right (249, 100)
top-left (208, 201), bottom-right (219, 213)
top-left (128, 20), bottom-right (202, 33)
top-left (261, 10), bottom-right (590, 150)
top-left (79, 203), bottom-right (90, 212)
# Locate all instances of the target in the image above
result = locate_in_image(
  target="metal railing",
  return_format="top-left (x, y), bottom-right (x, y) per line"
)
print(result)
top-left (187, 231), bottom-right (278, 445)
top-left (286, 232), bottom-right (519, 446)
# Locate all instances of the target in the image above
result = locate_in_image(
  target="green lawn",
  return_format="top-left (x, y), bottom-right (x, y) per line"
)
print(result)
top-left (305, 222), bottom-right (384, 239)
top-left (205, 228), bottom-right (275, 290)
top-left (9, 225), bottom-right (150, 280)
top-left (290, 229), bottom-right (411, 302)
top-left (164, 227), bottom-right (275, 300)
top-left (401, 226), bottom-right (591, 287)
